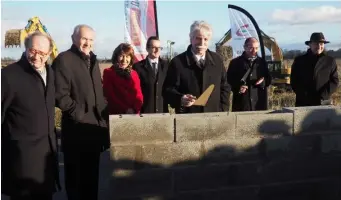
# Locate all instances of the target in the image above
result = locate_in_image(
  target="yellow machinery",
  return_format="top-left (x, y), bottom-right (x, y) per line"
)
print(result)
top-left (215, 29), bottom-right (291, 88)
top-left (4, 16), bottom-right (58, 62)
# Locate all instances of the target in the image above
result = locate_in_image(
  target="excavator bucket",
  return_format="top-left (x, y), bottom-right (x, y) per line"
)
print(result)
top-left (5, 29), bottom-right (22, 48)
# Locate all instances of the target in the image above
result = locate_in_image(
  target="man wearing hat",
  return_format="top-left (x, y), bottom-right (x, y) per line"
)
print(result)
top-left (290, 32), bottom-right (339, 106)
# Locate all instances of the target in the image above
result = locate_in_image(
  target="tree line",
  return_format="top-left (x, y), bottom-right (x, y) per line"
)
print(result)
top-left (282, 48), bottom-right (341, 59)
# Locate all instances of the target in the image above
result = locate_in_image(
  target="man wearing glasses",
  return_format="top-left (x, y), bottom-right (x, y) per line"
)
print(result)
top-left (133, 36), bottom-right (169, 113)
top-left (226, 37), bottom-right (272, 112)
top-left (2, 31), bottom-right (60, 200)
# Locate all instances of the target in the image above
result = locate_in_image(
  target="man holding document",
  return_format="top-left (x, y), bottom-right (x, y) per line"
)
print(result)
top-left (163, 20), bottom-right (231, 113)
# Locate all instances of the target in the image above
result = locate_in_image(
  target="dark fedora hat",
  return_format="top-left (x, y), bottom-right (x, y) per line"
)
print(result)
top-left (305, 32), bottom-right (330, 45)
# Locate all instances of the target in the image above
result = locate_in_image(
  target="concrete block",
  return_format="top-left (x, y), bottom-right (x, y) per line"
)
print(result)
top-left (108, 168), bottom-right (173, 198)
top-left (259, 155), bottom-right (341, 184)
top-left (202, 138), bottom-right (262, 163)
top-left (175, 186), bottom-right (259, 200)
top-left (109, 114), bottom-right (174, 145)
top-left (110, 146), bottom-right (142, 169)
top-left (322, 134), bottom-right (341, 153)
top-left (264, 135), bottom-right (318, 158)
top-left (173, 162), bottom-right (260, 192)
top-left (141, 142), bottom-right (203, 167)
top-left (236, 113), bottom-right (294, 138)
top-left (258, 178), bottom-right (340, 200)
top-left (233, 110), bottom-right (276, 115)
top-left (282, 106), bottom-right (341, 135)
top-left (175, 112), bottom-right (235, 142)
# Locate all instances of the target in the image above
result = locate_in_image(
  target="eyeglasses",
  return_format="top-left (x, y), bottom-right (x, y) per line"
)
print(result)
top-left (151, 46), bottom-right (163, 51)
top-left (245, 46), bottom-right (259, 51)
top-left (28, 48), bottom-right (49, 57)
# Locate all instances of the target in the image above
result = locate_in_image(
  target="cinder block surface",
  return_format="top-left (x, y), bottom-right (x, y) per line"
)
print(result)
top-left (236, 113), bottom-right (294, 138)
top-left (202, 138), bottom-right (262, 163)
top-left (109, 114), bottom-right (174, 145)
top-left (141, 142), bottom-right (203, 167)
top-left (233, 110), bottom-right (275, 115)
top-left (108, 168), bottom-right (173, 198)
top-left (264, 135), bottom-right (320, 158)
top-left (173, 162), bottom-right (260, 191)
top-left (258, 178), bottom-right (340, 200)
top-left (259, 155), bottom-right (341, 183)
top-left (322, 134), bottom-right (341, 153)
top-left (282, 106), bottom-right (341, 135)
top-left (110, 145), bottom-right (143, 170)
top-left (175, 112), bottom-right (235, 142)
top-left (174, 186), bottom-right (259, 200)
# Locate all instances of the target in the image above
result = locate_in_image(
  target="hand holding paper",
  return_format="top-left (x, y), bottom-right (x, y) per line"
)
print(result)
top-left (181, 94), bottom-right (197, 107)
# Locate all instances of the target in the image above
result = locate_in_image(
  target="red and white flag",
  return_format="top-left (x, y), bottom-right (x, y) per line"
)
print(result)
top-left (228, 4), bottom-right (264, 59)
top-left (124, 0), bottom-right (158, 62)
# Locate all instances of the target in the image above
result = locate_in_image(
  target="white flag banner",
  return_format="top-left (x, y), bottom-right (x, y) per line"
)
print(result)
top-left (228, 4), bottom-right (264, 59)
top-left (124, 0), bottom-right (158, 62)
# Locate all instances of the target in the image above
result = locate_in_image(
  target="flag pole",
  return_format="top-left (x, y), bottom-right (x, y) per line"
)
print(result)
top-left (153, 0), bottom-right (159, 37)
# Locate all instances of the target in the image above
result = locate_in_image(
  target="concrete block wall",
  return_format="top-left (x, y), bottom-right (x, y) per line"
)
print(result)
top-left (106, 106), bottom-right (341, 200)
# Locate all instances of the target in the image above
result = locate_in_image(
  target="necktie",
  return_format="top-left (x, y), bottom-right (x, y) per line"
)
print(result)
top-left (152, 62), bottom-right (158, 75)
top-left (199, 58), bottom-right (205, 68)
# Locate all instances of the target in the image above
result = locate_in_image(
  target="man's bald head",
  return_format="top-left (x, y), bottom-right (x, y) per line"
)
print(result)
top-left (243, 37), bottom-right (259, 58)
top-left (244, 37), bottom-right (259, 47)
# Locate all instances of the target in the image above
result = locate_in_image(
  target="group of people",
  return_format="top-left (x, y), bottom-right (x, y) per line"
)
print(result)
top-left (1, 20), bottom-right (339, 200)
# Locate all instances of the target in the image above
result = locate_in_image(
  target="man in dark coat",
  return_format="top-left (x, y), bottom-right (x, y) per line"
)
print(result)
top-left (227, 37), bottom-right (272, 112)
top-left (2, 32), bottom-right (60, 200)
top-left (163, 20), bottom-right (231, 113)
top-left (52, 25), bottom-right (109, 200)
top-left (290, 32), bottom-right (339, 106)
top-left (133, 36), bottom-right (169, 113)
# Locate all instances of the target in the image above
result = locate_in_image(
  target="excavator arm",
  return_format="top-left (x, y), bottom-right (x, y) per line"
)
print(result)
top-left (4, 16), bottom-right (58, 61)
top-left (215, 29), bottom-right (283, 61)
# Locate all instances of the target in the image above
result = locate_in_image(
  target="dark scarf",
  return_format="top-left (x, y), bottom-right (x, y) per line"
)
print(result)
top-left (306, 49), bottom-right (325, 72)
top-left (70, 44), bottom-right (94, 70)
top-left (304, 49), bottom-right (325, 92)
top-left (242, 52), bottom-right (257, 67)
top-left (81, 53), bottom-right (91, 69)
top-left (306, 48), bottom-right (325, 58)
top-left (113, 64), bottom-right (132, 79)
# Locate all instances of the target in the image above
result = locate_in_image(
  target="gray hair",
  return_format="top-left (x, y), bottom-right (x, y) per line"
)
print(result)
top-left (189, 20), bottom-right (213, 40)
top-left (24, 31), bottom-right (53, 52)
top-left (72, 24), bottom-right (95, 38)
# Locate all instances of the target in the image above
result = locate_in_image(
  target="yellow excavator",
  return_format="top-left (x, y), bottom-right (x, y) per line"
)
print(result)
top-left (215, 29), bottom-right (291, 90)
top-left (4, 16), bottom-right (58, 62)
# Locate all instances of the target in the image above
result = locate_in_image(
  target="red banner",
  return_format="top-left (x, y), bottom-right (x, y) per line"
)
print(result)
top-left (124, 0), bottom-right (158, 62)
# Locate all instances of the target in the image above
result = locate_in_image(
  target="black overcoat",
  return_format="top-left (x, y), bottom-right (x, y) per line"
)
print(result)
top-left (2, 55), bottom-right (59, 196)
top-left (52, 45), bottom-right (109, 153)
top-left (162, 45), bottom-right (231, 113)
top-left (227, 53), bottom-right (272, 111)
top-left (133, 58), bottom-right (168, 113)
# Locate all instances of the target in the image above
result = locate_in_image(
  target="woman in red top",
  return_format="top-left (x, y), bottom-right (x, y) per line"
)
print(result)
top-left (103, 43), bottom-right (143, 115)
